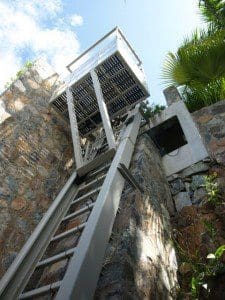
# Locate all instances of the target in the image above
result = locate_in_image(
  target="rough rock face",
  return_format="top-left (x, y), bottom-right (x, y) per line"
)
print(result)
top-left (95, 134), bottom-right (178, 299)
top-left (167, 160), bottom-right (210, 213)
top-left (193, 99), bottom-right (225, 164)
top-left (171, 202), bottom-right (225, 299)
top-left (168, 159), bottom-right (225, 298)
top-left (0, 68), bottom-right (73, 278)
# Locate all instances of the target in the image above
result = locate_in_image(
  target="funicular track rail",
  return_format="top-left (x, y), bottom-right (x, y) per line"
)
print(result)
top-left (0, 107), bottom-right (142, 300)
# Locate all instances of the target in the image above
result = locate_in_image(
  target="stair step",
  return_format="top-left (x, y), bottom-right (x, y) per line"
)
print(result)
top-left (63, 203), bottom-right (94, 222)
top-left (87, 163), bottom-right (111, 179)
top-left (78, 174), bottom-right (106, 193)
top-left (19, 281), bottom-right (61, 299)
top-left (98, 143), bottom-right (108, 150)
top-left (51, 222), bottom-right (86, 242)
top-left (77, 148), bottom-right (115, 177)
top-left (71, 187), bottom-right (101, 206)
top-left (37, 248), bottom-right (76, 269)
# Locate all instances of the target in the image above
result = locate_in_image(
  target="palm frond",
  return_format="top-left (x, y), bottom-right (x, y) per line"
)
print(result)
top-left (199, 0), bottom-right (225, 29)
top-left (183, 78), bottom-right (225, 112)
top-left (162, 29), bottom-right (225, 87)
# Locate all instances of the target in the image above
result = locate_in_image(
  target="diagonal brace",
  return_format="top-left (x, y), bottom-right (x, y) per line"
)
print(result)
top-left (118, 163), bottom-right (144, 193)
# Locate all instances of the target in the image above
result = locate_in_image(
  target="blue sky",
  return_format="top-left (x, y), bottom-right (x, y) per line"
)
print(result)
top-left (0, 0), bottom-right (204, 104)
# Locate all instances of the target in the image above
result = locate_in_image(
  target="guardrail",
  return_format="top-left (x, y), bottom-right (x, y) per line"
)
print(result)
top-left (66, 27), bottom-right (142, 74)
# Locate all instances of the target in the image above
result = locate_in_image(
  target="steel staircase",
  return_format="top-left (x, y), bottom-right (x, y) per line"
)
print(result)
top-left (0, 107), bottom-right (143, 300)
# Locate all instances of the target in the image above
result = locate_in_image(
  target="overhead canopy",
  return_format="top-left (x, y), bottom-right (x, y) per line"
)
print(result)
top-left (50, 28), bottom-right (149, 137)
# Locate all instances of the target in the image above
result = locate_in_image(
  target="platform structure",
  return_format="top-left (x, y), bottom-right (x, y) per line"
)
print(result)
top-left (0, 28), bottom-right (150, 300)
top-left (50, 27), bottom-right (149, 172)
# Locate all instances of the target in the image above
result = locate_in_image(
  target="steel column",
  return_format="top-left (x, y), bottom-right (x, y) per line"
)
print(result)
top-left (90, 69), bottom-right (116, 149)
top-left (66, 87), bottom-right (83, 169)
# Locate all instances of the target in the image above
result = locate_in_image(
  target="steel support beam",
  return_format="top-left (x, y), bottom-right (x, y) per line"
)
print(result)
top-left (118, 163), bottom-right (144, 193)
top-left (56, 106), bottom-right (142, 300)
top-left (66, 87), bottom-right (83, 169)
top-left (90, 69), bottom-right (116, 149)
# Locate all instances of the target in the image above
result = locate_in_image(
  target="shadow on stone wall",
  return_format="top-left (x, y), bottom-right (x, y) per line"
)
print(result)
top-left (95, 134), bottom-right (178, 299)
top-left (0, 68), bottom-right (74, 278)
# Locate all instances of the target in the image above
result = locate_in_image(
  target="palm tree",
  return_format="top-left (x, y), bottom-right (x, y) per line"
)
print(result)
top-left (199, 0), bottom-right (225, 29)
top-left (162, 1), bottom-right (225, 111)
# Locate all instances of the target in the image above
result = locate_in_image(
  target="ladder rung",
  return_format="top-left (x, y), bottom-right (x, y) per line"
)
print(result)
top-left (78, 174), bottom-right (106, 193)
top-left (63, 203), bottom-right (94, 222)
top-left (51, 222), bottom-right (86, 242)
top-left (37, 248), bottom-right (76, 268)
top-left (87, 163), bottom-right (110, 179)
top-left (19, 281), bottom-right (61, 299)
top-left (98, 143), bottom-right (108, 151)
top-left (71, 187), bottom-right (101, 206)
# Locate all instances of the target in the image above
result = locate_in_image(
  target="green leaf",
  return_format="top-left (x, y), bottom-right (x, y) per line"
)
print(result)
top-left (215, 245), bottom-right (225, 258)
top-left (162, 28), bottom-right (225, 112)
top-left (191, 276), bottom-right (197, 290)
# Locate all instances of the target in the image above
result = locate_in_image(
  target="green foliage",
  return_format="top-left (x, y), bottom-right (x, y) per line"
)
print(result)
top-left (162, 28), bottom-right (225, 111)
top-left (181, 78), bottom-right (225, 112)
top-left (174, 241), bottom-right (225, 299)
top-left (162, 1), bottom-right (225, 112)
top-left (199, 0), bottom-right (225, 29)
top-left (4, 60), bottom-right (34, 89)
top-left (163, 29), bottom-right (225, 86)
top-left (215, 245), bottom-right (225, 258)
top-left (174, 171), bottom-right (224, 299)
top-left (203, 172), bottom-right (221, 204)
top-left (191, 245), bottom-right (225, 299)
top-left (140, 102), bottom-right (165, 119)
top-left (204, 220), bottom-right (218, 241)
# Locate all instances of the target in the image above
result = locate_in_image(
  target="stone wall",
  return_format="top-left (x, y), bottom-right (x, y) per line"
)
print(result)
top-left (95, 134), bottom-right (178, 299)
top-left (167, 160), bottom-right (211, 213)
top-left (167, 97), bottom-right (225, 298)
top-left (168, 158), bottom-right (225, 298)
top-left (0, 67), bottom-right (73, 277)
top-left (192, 99), bottom-right (225, 164)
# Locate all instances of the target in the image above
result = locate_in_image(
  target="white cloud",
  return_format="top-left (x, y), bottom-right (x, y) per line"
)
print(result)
top-left (14, 0), bottom-right (62, 19)
top-left (70, 14), bottom-right (84, 26)
top-left (0, 0), bottom-right (83, 92)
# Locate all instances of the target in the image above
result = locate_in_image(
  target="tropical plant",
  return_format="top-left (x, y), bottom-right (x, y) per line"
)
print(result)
top-left (203, 172), bottom-right (221, 204)
top-left (4, 60), bottom-right (34, 89)
top-left (191, 245), bottom-right (225, 298)
top-left (199, 0), bottom-right (225, 29)
top-left (140, 102), bottom-right (165, 119)
top-left (162, 0), bottom-right (225, 112)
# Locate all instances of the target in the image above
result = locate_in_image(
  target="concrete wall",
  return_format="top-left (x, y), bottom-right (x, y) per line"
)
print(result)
top-left (149, 100), bottom-right (208, 176)
top-left (95, 134), bottom-right (178, 299)
top-left (0, 66), bottom-right (73, 278)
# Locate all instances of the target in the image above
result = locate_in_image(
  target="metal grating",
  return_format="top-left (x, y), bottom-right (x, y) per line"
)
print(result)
top-left (51, 52), bottom-right (148, 137)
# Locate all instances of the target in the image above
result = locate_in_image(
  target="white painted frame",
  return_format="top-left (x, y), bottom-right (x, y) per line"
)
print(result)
top-left (149, 101), bottom-right (208, 176)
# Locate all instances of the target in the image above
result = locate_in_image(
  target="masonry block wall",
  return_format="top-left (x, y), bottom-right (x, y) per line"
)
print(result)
top-left (192, 99), bottom-right (225, 164)
top-left (0, 67), bottom-right (73, 277)
top-left (95, 134), bottom-right (178, 299)
top-left (166, 100), bottom-right (225, 298)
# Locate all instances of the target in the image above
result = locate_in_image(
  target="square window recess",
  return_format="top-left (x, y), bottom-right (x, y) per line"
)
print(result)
top-left (148, 116), bottom-right (187, 156)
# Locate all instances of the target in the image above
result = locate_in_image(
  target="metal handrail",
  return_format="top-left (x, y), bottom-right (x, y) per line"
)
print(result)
top-left (66, 27), bottom-right (142, 72)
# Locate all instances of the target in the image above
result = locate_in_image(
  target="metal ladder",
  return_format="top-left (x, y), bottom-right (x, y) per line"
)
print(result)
top-left (0, 106), bottom-right (142, 300)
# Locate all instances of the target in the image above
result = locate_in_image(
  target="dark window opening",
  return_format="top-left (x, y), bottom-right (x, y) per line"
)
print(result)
top-left (148, 116), bottom-right (187, 156)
